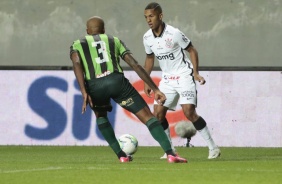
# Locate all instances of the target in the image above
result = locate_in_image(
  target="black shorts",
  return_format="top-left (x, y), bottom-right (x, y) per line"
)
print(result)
top-left (86, 72), bottom-right (148, 114)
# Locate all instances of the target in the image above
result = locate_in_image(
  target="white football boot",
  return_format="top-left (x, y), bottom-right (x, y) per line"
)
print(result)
top-left (208, 147), bottom-right (221, 159)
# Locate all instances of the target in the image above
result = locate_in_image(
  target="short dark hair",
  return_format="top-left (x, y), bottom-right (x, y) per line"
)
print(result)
top-left (145, 2), bottom-right (162, 14)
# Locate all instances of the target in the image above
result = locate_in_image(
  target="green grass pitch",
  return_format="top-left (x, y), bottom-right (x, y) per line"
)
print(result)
top-left (0, 146), bottom-right (281, 184)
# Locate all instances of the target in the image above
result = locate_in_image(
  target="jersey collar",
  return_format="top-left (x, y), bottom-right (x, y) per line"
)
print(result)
top-left (152, 22), bottom-right (166, 38)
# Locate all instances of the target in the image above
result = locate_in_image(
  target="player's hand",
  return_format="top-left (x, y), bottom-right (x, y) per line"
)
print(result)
top-left (87, 94), bottom-right (93, 108)
top-left (82, 95), bottom-right (87, 114)
top-left (144, 83), bottom-right (153, 98)
top-left (154, 90), bottom-right (166, 105)
top-left (82, 94), bottom-right (93, 114)
top-left (194, 74), bottom-right (206, 85)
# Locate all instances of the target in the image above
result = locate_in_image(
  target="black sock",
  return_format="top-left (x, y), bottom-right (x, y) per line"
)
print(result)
top-left (192, 116), bottom-right (207, 130)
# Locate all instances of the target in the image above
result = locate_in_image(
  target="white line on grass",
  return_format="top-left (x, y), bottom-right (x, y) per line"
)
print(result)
top-left (0, 167), bottom-right (63, 174)
top-left (2, 167), bottom-right (280, 174)
top-left (186, 168), bottom-right (282, 173)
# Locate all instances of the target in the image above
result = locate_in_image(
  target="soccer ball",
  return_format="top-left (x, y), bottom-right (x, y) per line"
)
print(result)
top-left (118, 134), bottom-right (138, 155)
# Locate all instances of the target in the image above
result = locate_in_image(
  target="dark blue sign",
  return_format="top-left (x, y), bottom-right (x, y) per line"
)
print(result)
top-left (25, 76), bottom-right (117, 141)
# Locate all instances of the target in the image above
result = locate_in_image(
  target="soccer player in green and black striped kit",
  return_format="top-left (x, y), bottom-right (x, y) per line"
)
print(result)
top-left (70, 16), bottom-right (187, 163)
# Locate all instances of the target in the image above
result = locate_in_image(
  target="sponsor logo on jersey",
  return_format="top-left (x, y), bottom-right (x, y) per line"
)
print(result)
top-left (96, 71), bottom-right (111, 78)
top-left (156, 53), bottom-right (175, 60)
top-left (164, 75), bottom-right (180, 80)
top-left (119, 98), bottom-right (134, 107)
top-left (181, 90), bottom-right (195, 98)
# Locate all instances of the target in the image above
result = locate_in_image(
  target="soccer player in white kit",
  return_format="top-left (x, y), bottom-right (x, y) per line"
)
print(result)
top-left (143, 2), bottom-right (221, 159)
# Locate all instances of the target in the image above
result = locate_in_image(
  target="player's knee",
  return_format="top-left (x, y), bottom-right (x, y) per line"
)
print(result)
top-left (153, 105), bottom-right (167, 120)
top-left (135, 107), bottom-right (155, 124)
top-left (183, 106), bottom-right (198, 121)
top-left (153, 111), bottom-right (166, 120)
top-left (184, 110), bottom-right (198, 122)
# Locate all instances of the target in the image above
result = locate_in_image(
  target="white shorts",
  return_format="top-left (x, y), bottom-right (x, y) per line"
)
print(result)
top-left (154, 73), bottom-right (197, 110)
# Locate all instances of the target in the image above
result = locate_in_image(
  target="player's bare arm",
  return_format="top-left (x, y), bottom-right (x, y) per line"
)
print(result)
top-left (123, 53), bottom-right (158, 91)
top-left (123, 54), bottom-right (166, 105)
top-left (144, 54), bottom-right (155, 74)
top-left (143, 54), bottom-right (155, 98)
top-left (186, 44), bottom-right (206, 85)
top-left (71, 52), bottom-right (93, 113)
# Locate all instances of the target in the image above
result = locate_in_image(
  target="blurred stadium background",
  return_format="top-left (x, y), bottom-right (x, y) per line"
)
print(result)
top-left (0, 0), bottom-right (281, 67)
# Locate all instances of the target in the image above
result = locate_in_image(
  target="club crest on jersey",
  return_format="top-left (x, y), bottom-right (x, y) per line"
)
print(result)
top-left (165, 38), bottom-right (173, 48)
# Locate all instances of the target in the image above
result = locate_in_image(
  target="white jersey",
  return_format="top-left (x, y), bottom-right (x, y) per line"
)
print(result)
top-left (143, 23), bottom-right (193, 76)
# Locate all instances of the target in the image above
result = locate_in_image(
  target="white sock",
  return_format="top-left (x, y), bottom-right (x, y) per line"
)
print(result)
top-left (164, 128), bottom-right (176, 152)
top-left (198, 126), bottom-right (217, 150)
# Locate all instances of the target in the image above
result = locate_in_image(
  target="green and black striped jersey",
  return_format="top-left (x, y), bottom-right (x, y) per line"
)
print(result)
top-left (70, 34), bottom-right (131, 80)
